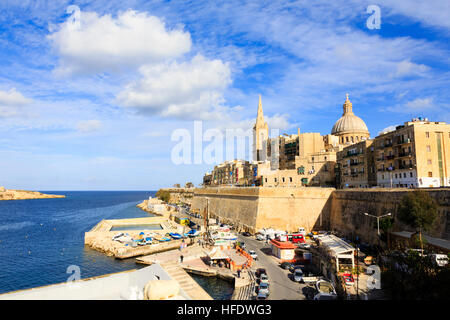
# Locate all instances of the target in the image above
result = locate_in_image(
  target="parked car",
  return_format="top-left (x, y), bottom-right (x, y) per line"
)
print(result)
top-left (289, 264), bottom-right (303, 273)
top-left (256, 233), bottom-right (265, 241)
top-left (249, 250), bottom-right (258, 260)
top-left (297, 243), bottom-right (311, 249)
top-left (280, 262), bottom-right (293, 270)
top-left (238, 242), bottom-right (246, 249)
top-left (258, 282), bottom-right (270, 296)
top-left (242, 231), bottom-right (251, 237)
top-left (342, 273), bottom-right (355, 286)
top-left (256, 292), bottom-right (268, 300)
top-left (293, 269), bottom-right (304, 282)
top-left (255, 268), bottom-right (267, 278)
top-left (430, 254), bottom-right (449, 267)
top-left (259, 274), bottom-right (269, 285)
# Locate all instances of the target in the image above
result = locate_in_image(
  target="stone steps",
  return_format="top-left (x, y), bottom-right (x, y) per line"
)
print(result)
top-left (161, 261), bottom-right (212, 300)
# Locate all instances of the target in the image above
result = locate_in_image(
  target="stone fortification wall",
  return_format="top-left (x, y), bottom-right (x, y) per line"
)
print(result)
top-left (161, 186), bottom-right (450, 244)
top-left (161, 188), bottom-right (194, 205)
top-left (190, 187), bottom-right (333, 234)
top-left (330, 188), bottom-right (450, 243)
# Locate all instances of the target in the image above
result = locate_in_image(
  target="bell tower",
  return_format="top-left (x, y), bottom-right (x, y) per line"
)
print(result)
top-left (253, 95), bottom-right (269, 161)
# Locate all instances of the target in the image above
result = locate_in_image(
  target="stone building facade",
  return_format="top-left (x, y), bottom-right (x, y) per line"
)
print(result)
top-left (202, 94), bottom-right (450, 189)
top-left (336, 139), bottom-right (376, 188)
top-left (374, 118), bottom-right (450, 188)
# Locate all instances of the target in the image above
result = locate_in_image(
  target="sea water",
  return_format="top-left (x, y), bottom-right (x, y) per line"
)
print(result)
top-left (0, 191), bottom-right (155, 294)
top-left (0, 191), bottom-right (234, 299)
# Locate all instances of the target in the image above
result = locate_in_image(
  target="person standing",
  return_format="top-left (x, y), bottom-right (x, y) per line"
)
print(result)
top-left (237, 269), bottom-right (241, 278)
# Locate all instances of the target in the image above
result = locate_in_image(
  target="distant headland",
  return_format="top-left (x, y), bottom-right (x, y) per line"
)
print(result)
top-left (0, 187), bottom-right (65, 200)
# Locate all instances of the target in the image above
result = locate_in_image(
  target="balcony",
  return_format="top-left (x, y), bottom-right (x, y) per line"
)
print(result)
top-left (396, 138), bottom-right (412, 145)
top-left (399, 164), bottom-right (414, 170)
top-left (398, 151), bottom-right (412, 158)
top-left (377, 142), bottom-right (393, 149)
top-left (344, 151), bottom-right (361, 158)
top-left (386, 155), bottom-right (395, 160)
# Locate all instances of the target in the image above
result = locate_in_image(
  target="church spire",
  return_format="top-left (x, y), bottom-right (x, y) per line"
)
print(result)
top-left (257, 94), bottom-right (264, 120)
top-left (343, 93), bottom-right (353, 115)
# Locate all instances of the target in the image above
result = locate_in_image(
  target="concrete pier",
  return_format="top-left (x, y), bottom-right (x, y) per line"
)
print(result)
top-left (84, 217), bottom-right (190, 259)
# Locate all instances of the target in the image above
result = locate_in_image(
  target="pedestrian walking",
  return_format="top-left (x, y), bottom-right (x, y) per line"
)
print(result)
top-left (237, 269), bottom-right (241, 278)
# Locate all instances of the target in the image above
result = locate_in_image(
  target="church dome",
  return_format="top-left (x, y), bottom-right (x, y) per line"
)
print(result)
top-left (331, 94), bottom-right (369, 135)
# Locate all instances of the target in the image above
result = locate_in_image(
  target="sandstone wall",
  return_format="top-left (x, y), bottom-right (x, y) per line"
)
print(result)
top-left (330, 188), bottom-right (450, 243)
top-left (190, 187), bottom-right (333, 234)
top-left (191, 187), bottom-right (260, 232)
top-left (161, 188), bottom-right (194, 205)
top-left (161, 186), bottom-right (450, 245)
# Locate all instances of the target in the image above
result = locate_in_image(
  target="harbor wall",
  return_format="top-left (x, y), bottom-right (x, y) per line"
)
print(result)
top-left (330, 188), bottom-right (450, 243)
top-left (190, 187), bottom-right (333, 234)
top-left (161, 187), bottom-right (450, 243)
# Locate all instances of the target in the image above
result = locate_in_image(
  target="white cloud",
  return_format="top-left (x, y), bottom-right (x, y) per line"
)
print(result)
top-left (48, 8), bottom-right (191, 75)
top-left (378, 125), bottom-right (397, 135)
top-left (116, 55), bottom-right (232, 120)
top-left (76, 119), bottom-right (103, 133)
top-left (380, 0), bottom-right (450, 30)
top-left (393, 59), bottom-right (429, 77)
top-left (405, 97), bottom-right (434, 110)
top-left (0, 88), bottom-right (33, 118)
top-left (382, 97), bottom-right (437, 114)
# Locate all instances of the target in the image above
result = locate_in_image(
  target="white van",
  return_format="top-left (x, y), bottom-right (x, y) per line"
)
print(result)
top-left (298, 227), bottom-right (306, 236)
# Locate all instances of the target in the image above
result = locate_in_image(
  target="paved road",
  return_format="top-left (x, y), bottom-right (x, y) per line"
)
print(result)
top-left (238, 234), bottom-right (310, 300)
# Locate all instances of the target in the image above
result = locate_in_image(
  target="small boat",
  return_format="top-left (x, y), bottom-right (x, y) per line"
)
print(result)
top-left (186, 229), bottom-right (200, 237)
top-left (155, 235), bottom-right (171, 242)
top-left (169, 233), bottom-right (182, 239)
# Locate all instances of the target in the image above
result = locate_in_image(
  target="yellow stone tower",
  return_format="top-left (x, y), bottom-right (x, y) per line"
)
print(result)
top-left (253, 95), bottom-right (269, 161)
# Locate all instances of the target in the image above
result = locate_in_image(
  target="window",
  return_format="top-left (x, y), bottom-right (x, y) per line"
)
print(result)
top-left (403, 173), bottom-right (406, 178)
top-left (425, 132), bottom-right (430, 138)
top-left (346, 137), bottom-right (349, 143)
top-left (324, 156), bottom-right (327, 161)
top-left (351, 136), bottom-right (354, 143)
top-left (427, 145), bottom-right (431, 152)
top-left (428, 159), bottom-right (432, 165)
top-left (265, 178), bottom-right (267, 183)
top-left (395, 174), bottom-right (398, 179)
top-left (312, 157), bottom-right (314, 162)
top-left (282, 177), bottom-right (285, 182)
top-left (428, 172), bottom-right (433, 177)
top-left (289, 177), bottom-right (293, 182)
top-left (274, 178), bottom-right (277, 182)
top-left (410, 172), bottom-right (413, 178)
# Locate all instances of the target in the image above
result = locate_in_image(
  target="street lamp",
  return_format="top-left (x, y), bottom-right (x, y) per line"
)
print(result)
top-left (363, 212), bottom-right (392, 237)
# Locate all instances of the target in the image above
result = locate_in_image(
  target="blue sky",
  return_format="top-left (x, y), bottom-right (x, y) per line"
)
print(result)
top-left (0, 0), bottom-right (449, 190)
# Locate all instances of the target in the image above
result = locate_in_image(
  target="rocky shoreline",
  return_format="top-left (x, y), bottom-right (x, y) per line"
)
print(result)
top-left (0, 187), bottom-right (65, 200)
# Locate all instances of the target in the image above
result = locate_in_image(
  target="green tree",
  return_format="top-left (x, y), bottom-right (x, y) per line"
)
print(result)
top-left (397, 190), bottom-right (438, 251)
top-left (155, 189), bottom-right (170, 202)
